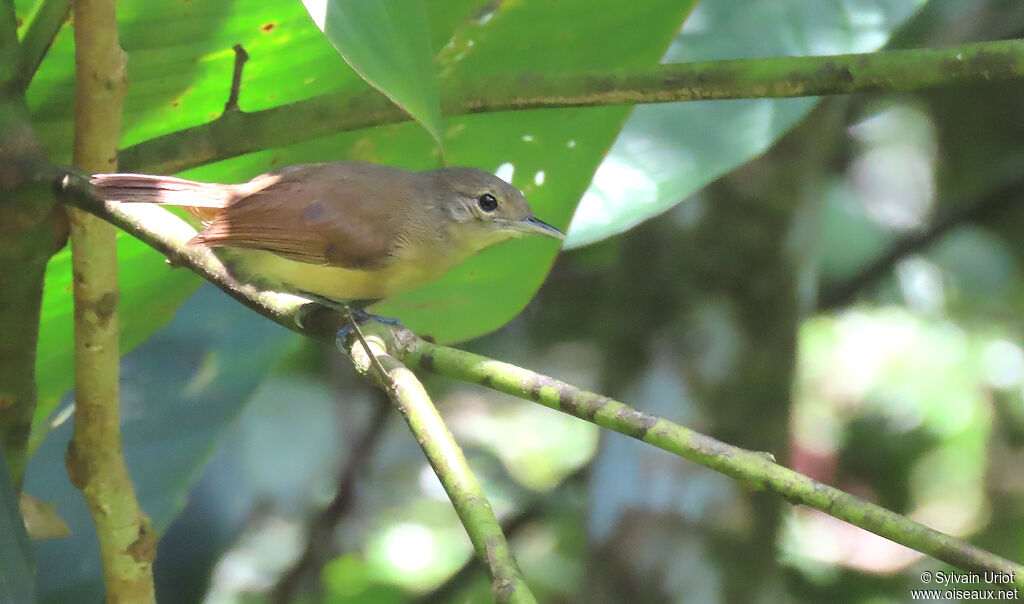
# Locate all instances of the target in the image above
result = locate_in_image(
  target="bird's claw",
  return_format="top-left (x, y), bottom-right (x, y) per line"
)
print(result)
top-left (336, 308), bottom-right (404, 348)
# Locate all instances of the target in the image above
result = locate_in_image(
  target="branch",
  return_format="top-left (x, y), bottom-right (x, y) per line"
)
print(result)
top-left (15, 0), bottom-right (70, 90)
top-left (65, 0), bottom-right (156, 601)
top-left (416, 469), bottom-right (589, 604)
top-left (119, 38), bottom-right (1024, 175)
top-left (355, 321), bottom-right (1024, 585)
top-left (55, 170), bottom-right (325, 337)
top-left (819, 178), bottom-right (1024, 311)
top-left (343, 329), bottom-right (536, 604)
top-left (415, 507), bottom-right (542, 604)
top-left (54, 174), bottom-right (1024, 584)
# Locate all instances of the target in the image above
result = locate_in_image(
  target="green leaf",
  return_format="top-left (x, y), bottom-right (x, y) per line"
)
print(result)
top-left (564, 0), bottom-right (929, 248)
top-left (27, 1), bottom-right (694, 350)
top-left (177, 0), bottom-right (697, 342)
top-left (0, 450), bottom-right (35, 604)
top-left (302, 0), bottom-right (445, 147)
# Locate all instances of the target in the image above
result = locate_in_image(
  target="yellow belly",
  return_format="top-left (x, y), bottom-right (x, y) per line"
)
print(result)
top-left (226, 248), bottom-right (450, 301)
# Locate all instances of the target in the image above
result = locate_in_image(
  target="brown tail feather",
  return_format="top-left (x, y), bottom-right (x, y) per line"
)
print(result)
top-left (90, 173), bottom-right (237, 209)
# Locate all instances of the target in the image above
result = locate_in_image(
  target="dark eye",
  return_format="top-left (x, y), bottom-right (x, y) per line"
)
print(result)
top-left (477, 193), bottom-right (498, 212)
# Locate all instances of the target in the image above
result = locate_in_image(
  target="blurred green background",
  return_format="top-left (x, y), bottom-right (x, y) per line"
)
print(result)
top-left (11, 0), bottom-right (1024, 602)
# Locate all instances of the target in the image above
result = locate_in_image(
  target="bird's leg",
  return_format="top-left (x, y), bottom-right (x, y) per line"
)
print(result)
top-left (335, 306), bottom-right (404, 344)
top-left (344, 306), bottom-right (403, 326)
top-left (296, 291), bottom-right (404, 342)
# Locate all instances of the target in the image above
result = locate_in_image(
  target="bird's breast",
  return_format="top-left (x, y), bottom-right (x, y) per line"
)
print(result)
top-left (226, 248), bottom-right (458, 301)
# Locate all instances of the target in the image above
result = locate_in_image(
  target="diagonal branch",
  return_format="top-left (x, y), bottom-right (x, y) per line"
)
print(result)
top-left (119, 38), bottom-right (1024, 175)
top-left (344, 327), bottom-right (535, 603)
top-left (55, 169), bottom-right (320, 336)
top-left (53, 172), bottom-right (1024, 585)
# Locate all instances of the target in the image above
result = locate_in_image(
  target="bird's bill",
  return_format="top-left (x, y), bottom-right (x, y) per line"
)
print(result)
top-left (510, 215), bottom-right (565, 240)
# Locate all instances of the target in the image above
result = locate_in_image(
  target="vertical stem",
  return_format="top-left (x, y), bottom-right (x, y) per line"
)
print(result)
top-left (66, 1), bottom-right (156, 602)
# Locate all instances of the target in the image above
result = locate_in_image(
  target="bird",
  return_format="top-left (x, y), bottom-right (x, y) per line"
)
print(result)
top-left (90, 162), bottom-right (564, 305)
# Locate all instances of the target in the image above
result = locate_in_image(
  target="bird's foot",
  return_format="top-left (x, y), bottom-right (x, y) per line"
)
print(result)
top-left (293, 291), bottom-right (402, 345)
top-left (336, 307), bottom-right (404, 347)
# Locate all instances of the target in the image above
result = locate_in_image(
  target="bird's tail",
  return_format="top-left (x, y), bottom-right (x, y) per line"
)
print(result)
top-left (90, 173), bottom-right (237, 209)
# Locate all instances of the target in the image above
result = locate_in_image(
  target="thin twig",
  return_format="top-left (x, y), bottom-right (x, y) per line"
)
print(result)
top-left (118, 38), bottom-right (1024, 175)
top-left (223, 43), bottom-right (248, 113)
top-left (342, 306), bottom-right (391, 382)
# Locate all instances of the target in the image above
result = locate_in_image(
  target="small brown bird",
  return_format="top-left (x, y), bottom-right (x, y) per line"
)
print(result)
top-left (91, 162), bottom-right (563, 303)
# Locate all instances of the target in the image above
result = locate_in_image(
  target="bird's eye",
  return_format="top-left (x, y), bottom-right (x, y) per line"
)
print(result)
top-left (477, 193), bottom-right (498, 212)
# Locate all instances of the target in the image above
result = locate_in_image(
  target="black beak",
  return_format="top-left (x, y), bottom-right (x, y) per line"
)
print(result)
top-left (514, 215), bottom-right (565, 240)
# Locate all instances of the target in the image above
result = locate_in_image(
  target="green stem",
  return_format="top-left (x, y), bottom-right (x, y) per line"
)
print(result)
top-left (344, 330), bottom-right (535, 604)
top-left (120, 38), bottom-right (1024, 175)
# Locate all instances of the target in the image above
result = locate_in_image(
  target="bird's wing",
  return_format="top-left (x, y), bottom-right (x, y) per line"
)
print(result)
top-left (191, 164), bottom-right (410, 271)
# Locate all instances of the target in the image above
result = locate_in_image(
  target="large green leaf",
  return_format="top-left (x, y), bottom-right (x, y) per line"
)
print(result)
top-left (27, 2), bottom-right (694, 373)
top-left (176, 0), bottom-right (697, 342)
top-left (565, 0), bottom-right (930, 248)
top-left (302, 0), bottom-right (445, 147)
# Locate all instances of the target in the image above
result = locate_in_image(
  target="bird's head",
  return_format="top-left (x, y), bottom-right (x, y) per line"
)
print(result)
top-left (426, 167), bottom-right (564, 254)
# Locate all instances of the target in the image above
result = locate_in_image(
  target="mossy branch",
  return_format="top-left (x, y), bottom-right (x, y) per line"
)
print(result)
top-left (382, 327), bottom-right (1024, 584)
top-left (55, 173), bottom-right (1024, 585)
top-left (118, 38), bottom-right (1024, 175)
